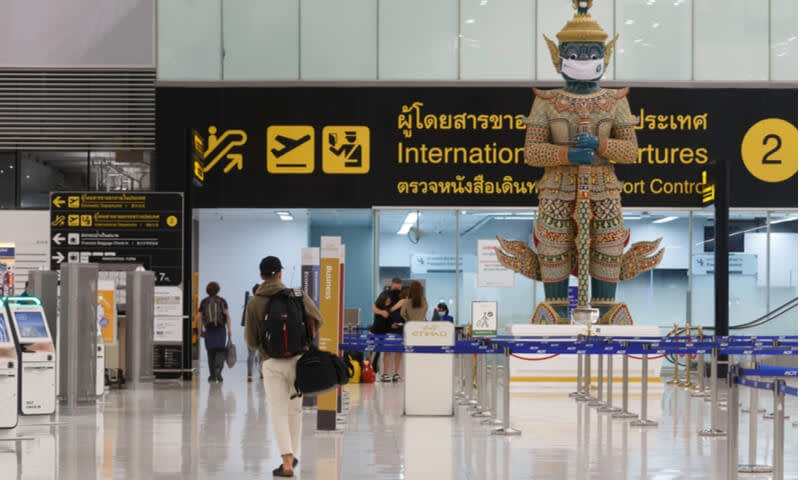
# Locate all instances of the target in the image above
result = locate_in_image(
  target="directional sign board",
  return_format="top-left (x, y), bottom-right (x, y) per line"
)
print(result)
top-left (50, 192), bottom-right (183, 286)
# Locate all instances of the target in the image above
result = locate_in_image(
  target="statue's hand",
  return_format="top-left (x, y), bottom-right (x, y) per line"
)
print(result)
top-left (574, 132), bottom-right (599, 149)
top-left (567, 148), bottom-right (596, 165)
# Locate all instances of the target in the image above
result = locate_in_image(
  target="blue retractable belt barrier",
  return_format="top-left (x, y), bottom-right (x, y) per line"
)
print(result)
top-left (780, 384), bottom-right (798, 397)
top-left (735, 377), bottom-right (775, 392)
top-left (740, 367), bottom-right (798, 377)
top-left (341, 334), bottom-right (799, 357)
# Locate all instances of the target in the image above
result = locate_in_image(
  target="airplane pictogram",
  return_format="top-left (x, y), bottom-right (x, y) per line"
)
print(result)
top-left (271, 134), bottom-right (311, 158)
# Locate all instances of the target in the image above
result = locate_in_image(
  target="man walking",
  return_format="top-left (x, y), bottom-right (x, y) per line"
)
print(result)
top-left (244, 256), bottom-right (323, 477)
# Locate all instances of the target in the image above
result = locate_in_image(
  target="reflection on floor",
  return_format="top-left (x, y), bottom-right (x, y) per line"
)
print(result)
top-left (0, 367), bottom-right (796, 479)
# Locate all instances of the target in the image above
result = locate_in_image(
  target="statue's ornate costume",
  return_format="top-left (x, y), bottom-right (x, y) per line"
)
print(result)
top-left (495, 0), bottom-right (663, 325)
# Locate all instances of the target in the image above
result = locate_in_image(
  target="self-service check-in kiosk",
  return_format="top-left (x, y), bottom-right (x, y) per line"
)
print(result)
top-left (0, 299), bottom-right (18, 427)
top-left (5, 297), bottom-right (56, 415)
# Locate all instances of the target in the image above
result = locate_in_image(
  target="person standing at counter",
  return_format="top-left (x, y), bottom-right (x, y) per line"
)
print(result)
top-left (401, 281), bottom-right (428, 323)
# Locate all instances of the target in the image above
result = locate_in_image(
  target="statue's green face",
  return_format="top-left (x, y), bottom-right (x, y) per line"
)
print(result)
top-left (559, 42), bottom-right (605, 82)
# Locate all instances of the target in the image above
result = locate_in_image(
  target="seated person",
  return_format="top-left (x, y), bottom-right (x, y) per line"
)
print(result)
top-left (433, 302), bottom-right (453, 322)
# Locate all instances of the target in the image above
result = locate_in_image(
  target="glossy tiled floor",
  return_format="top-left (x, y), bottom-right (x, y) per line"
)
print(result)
top-left (0, 366), bottom-right (796, 479)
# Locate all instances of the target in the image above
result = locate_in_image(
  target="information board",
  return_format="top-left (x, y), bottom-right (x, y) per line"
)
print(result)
top-left (477, 239), bottom-right (514, 288)
top-left (50, 192), bottom-right (183, 286)
top-left (471, 301), bottom-right (498, 336)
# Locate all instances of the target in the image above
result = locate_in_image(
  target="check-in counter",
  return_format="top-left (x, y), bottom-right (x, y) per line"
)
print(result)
top-left (403, 321), bottom-right (455, 416)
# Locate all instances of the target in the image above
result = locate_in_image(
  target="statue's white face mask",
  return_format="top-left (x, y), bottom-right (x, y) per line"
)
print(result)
top-left (560, 57), bottom-right (604, 80)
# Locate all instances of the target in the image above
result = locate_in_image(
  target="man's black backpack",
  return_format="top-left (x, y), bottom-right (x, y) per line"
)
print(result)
top-left (292, 347), bottom-right (353, 399)
top-left (203, 296), bottom-right (226, 328)
top-left (258, 288), bottom-right (310, 358)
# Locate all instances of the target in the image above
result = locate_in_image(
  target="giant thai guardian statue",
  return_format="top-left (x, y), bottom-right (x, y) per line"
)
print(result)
top-left (495, 0), bottom-right (663, 325)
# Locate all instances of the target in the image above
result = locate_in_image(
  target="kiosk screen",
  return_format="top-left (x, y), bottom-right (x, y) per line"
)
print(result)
top-left (15, 311), bottom-right (48, 339)
top-left (0, 313), bottom-right (7, 342)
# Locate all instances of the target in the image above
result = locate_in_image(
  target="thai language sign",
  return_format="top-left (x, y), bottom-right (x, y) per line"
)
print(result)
top-left (50, 192), bottom-right (183, 286)
top-left (156, 86), bottom-right (797, 208)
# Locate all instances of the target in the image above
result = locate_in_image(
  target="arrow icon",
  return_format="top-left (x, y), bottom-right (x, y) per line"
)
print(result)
top-left (52, 252), bottom-right (65, 264)
top-left (223, 154), bottom-right (243, 173)
top-left (52, 196), bottom-right (65, 208)
top-left (52, 233), bottom-right (65, 246)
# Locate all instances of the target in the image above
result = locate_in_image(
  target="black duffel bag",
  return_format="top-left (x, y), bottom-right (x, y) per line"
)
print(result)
top-left (291, 347), bottom-right (353, 399)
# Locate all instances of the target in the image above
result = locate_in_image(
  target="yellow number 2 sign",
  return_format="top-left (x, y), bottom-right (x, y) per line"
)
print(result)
top-left (741, 118), bottom-right (798, 183)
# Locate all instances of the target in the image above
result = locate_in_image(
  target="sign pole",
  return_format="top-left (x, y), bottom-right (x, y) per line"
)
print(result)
top-left (317, 237), bottom-right (341, 431)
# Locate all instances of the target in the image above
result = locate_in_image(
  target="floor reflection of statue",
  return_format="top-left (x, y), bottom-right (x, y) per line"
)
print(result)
top-left (495, 0), bottom-right (663, 325)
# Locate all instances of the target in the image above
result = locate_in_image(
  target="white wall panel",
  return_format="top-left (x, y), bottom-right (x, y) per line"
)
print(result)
top-left (615, 0), bottom-right (692, 81)
top-left (158, 0), bottom-right (221, 80)
top-left (223, 0), bottom-right (300, 80)
top-left (460, 0), bottom-right (536, 80)
top-left (378, 0), bottom-right (458, 79)
top-left (694, 0), bottom-right (769, 81)
top-left (301, 0), bottom-right (376, 80)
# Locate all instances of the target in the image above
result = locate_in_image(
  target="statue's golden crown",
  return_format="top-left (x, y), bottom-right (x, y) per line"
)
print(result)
top-left (557, 1), bottom-right (608, 43)
top-left (543, 0), bottom-right (618, 74)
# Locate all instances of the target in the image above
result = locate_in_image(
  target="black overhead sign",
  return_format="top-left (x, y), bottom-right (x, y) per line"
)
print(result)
top-left (155, 86), bottom-right (797, 209)
top-left (49, 192), bottom-right (184, 286)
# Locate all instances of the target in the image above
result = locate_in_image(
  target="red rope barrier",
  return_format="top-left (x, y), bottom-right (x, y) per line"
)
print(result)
top-left (511, 353), bottom-right (559, 361)
top-left (627, 353), bottom-right (668, 360)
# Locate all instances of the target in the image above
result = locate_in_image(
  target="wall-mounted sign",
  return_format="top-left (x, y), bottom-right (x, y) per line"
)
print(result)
top-left (691, 253), bottom-right (758, 276)
top-left (154, 286), bottom-right (183, 343)
top-left (477, 239), bottom-right (514, 288)
top-left (156, 86), bottom-right (796, 209)
top-left (471, 300), bottom-right (497, 337)
top-left (49, 192), bottom-right (184, 286)
top-left (97, 280), bottom-right (116, 344)
top-left (0, 243), bottom-right (14, 296)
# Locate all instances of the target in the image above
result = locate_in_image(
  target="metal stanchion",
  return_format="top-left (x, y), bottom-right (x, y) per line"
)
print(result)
top-left (667, 324), bottom-right (680, 385)
top-left (691, 352), bottom-right (710, 398)
top-left (492, 345), bottom-right (521, 436)
top-left (599, 354), bottom-right (621, 413)
top-left (588, 354), bottom-right (606, 407)
top-left (569, 353), bottom-right (584, 399)
top-left (699, 346), bottom-right (726, 436)
top-left (612, 350), bottom-right (638, 419)
top-left (681, 325), bottom-right (697, 390)
top-left (739, 382), bottom-right (772, 473)
top-left (454, 351), bottom-right (465, 398)
top-left (631, 348), bottom-right (658, 427)
top-left (692, 326), bottom-right (710, 397)
top-left (482, 346), bottom-right (502, 426)
top-left (773, 380), bottom-right (785, 480)
top-left (578, 353), bottom-right (592, 402)
top-left (726, 367), bottom-right (740, 480)
top-left (459, 354), bottom-right (478, 406)
top-left (472, 351), bottom-right (492, 418)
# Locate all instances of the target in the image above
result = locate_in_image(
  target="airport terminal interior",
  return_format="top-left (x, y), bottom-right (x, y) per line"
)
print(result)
top-left (0, 1), bottom-right (798, 479)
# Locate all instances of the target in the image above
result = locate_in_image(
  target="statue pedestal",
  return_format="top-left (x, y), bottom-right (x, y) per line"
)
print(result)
top-left (531, 301), bottom-right (634, 325)
top-left (505, 324), bottom-right (663, 394)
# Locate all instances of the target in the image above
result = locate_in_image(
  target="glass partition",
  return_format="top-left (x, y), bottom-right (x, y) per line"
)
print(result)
top-left (617, 211), bottom-right (690, 330)
top-left (457, 210), bottom-right (537, 330)
top-left (309, 209), bottom-right (375, 328)
top-left (766, 210), bottom-right (798, 336)
top-left (377, 210), bottom-right (457, 322)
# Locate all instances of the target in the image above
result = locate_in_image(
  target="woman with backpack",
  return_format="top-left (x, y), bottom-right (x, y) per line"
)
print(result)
top-left (198, 281), bottom-right (232, 382)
